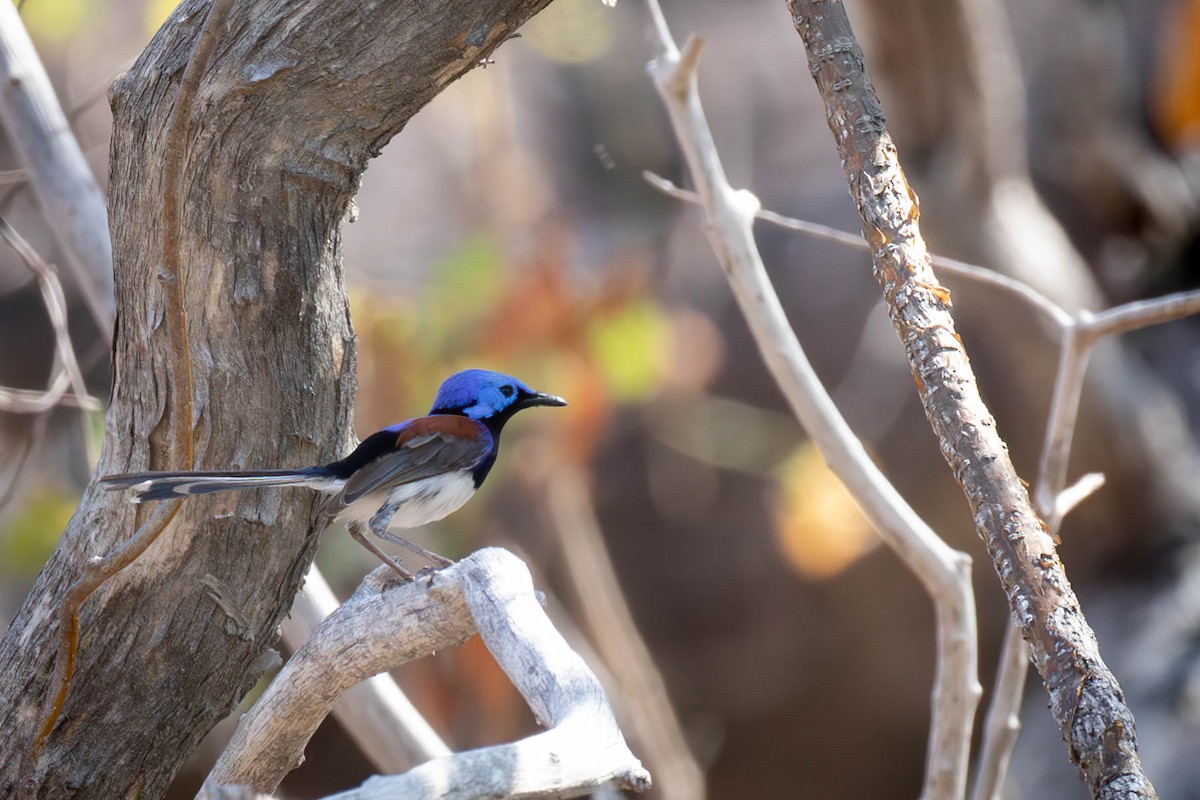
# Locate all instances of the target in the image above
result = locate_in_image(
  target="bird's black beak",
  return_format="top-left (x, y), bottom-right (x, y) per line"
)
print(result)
top-left (520, 390), bottom-right (567, 409)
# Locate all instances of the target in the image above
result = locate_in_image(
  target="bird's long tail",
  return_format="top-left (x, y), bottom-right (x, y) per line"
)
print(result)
top-left (98, 467), bottom-right (338, 503)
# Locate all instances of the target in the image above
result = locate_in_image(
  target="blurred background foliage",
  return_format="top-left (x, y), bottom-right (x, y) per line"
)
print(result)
top-left (2, 0), bottom-right (1200, 798)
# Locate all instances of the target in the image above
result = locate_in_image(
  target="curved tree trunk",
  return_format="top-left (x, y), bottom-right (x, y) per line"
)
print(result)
top-left (0, 0), bottom-right (551, 796)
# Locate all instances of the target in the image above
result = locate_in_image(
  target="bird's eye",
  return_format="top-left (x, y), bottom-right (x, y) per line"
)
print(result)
top-left (499, 385), bottom-right (515, 398)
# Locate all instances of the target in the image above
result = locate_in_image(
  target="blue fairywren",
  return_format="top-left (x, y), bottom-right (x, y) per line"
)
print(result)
top-left (99, 369), bottom-right (566, 579)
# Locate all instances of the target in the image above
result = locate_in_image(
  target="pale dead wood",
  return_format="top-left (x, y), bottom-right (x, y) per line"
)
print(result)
top-left (644, 4), bottom-right (979, 799)
top-left (787, 1), bottom-right (1156, 796)
top-left (545, 467), bottom-right (706, 800)
top-left (0, 218), bottom-right (97, 416)
top-left (652, 167), bottom-right (1200, 797)
top-left (206, 548), bottom-right (651, 799)
top-left (281, 566), bottom-right (450, 773)
top-left (642, 171), bottom-right (1072, 328)
top-left (0, 0), bottom-right (113, 330)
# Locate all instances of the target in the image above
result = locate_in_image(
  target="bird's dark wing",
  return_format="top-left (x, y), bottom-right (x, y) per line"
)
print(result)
top-left (338, 415), bottom-right (491, 505)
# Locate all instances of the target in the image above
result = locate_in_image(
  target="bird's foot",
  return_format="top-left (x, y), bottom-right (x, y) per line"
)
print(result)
top-left (415, 564), bottom-right (443, 587)
top-left (425, 552), bottom-right (454, 569)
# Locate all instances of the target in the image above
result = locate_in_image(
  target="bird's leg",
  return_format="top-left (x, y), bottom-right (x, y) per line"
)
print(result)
top-left (347, 521), bottom-right (412, 580)
top-left (369, 504), bottom-right (454, 568)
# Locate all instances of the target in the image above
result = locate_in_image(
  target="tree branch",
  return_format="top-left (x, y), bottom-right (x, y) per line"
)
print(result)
top-left (0, 217), bottom-right (97, 415)
top-left (787, 2), bottom-right (1156, 796)
top-left (644, 7), bottom-right (979, 799)
top-left (642, 171), bottom-right (1073, 329)
top-left (0, 0), bottom-right (554, 795)
top-left (544, 467), bottom-right (706, 800)
top-left (280, 566), bottom-right (451, 773)
top-left (0, 0), bottom-right (113, 330)
top-left (205, 548), bottom-right (651, 798)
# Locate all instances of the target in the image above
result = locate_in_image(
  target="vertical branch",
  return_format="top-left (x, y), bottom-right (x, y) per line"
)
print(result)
top-left (644, 5), bottom-right (979, 799)
top-left (972, 291), bottom-right (1200, 799)
top-left (787, 2), bottom-right (1156, 797)
top-left (545, 468), bottom-right (707, 800)
top-left (971, 333), bottom-right (1089, 800)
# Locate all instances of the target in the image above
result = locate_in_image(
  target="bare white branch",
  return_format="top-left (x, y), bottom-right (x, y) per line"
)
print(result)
top-left (0, 0), bottom-right (113, 330)
top-left (0, 218), bottom-right (100, 422)
top-left (1056, 473), bottom-right (1106, 521)
top-left (1033, 332), bottom-right (1093, 527)
top-left (644, 7), bottom-right (979, 800)
top-left (1080, 290), bottom-right (1200, 342)
top-left (642, 170), bottom-right (1073, 330)
top-left (647, 105), bottom-right (1200, 800)
top-left (281, 566), bottom-right (451, 774)
top-left (0, 369), bottom-right (99, 413)
top-left (971, 622), bottom-right (1027, 800)
top-left (546, 467), bottom-right (706, 800)
top-left (203, 548), bottom-right (650, 799)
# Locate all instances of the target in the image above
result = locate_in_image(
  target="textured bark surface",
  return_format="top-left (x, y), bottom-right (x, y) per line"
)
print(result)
top-left (787, 1), bottom-right (1156, 798)
top-left (205, 549), bottom-right (650, 797)
top-left (0, 0), bottom-right (551, 797)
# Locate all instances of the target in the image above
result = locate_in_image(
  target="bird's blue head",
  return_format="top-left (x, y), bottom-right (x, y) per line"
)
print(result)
top-left (429, 369), bottom-right (567, 421)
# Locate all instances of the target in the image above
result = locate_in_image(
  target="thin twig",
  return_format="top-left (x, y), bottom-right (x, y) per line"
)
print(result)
top-left (0, 367), bottom-right (100, 413)
top-left (972, 621), bottom-right (1028, 800)
top-left (644, 7), bottom-right (979, 799)
top-left (642, 170), bottom-right (1072, 329)
top-left (0, 217), bottom-right (91, 408)
top-left (1056, 473), bottom-right (1106, 521)
top-left (0, 216), bottom-right (100, 490)
top-left (787, 1), bottom-right (1156, 796)
top-left (1080, 291), bottom-right (1200, 343)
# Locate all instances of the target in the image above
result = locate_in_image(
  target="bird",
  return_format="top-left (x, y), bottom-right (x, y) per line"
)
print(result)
top-left (99, 369), bottom-right (566, 579)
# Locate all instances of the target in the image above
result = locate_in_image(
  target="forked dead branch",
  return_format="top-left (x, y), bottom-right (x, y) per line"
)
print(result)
top-left (786, 1), bottom-right (1155, 797)
top-left (644, 0), bottom-right (1195, 796)
top-left (645, 166), bottom-right (1200, 800)
top-left (203, 549), bottom-right (651, 799)
top-left (644, 4), bottom-right (979, 799)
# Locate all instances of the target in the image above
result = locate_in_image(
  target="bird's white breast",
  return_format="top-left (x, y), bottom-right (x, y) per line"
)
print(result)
top-left (335, 471), bottom-right (477, 530)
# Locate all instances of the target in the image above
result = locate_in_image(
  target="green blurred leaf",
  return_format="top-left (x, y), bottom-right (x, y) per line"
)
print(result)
top-left (20, 0), bottom-right (88, 44)
top-left (585, 298), bottom-right (666, 400)
top-left (2, 488), bottom-right (76, 576)
top-left (424, 235), bottom-right (502, 357)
